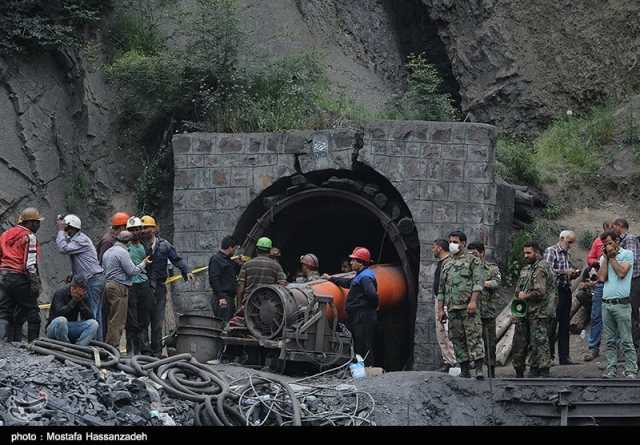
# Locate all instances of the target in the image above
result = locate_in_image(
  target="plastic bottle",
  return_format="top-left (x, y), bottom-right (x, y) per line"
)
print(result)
top-left (349, 354), bottom-right (367, 379)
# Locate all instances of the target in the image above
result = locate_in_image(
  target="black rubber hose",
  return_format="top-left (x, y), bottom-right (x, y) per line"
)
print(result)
top-left (31, 339), bottom-right (94, 359)
top-left (28, 344), bottom-right (96, 367)
top-left (166, 368), bottom-right (218, 396)
top-left (31, 339), bottom-right (120, 367)
top-left (130, 355), bottom-right (159, 376)
top-left (203, 396), bottom-right (224, 426)
top-left (141, 353), bottom-right (192, 370)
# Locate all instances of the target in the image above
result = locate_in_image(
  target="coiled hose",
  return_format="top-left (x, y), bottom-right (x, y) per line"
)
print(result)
top-left (26, 337), bottom-right (293, 426)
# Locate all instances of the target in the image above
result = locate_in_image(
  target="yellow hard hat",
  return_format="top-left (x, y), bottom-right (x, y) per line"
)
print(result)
top-left (140, 215), bottom-right (157, 228)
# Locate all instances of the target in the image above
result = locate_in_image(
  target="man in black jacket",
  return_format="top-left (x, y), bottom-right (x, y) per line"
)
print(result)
top-left (140, 216), bottom-right (192, 357)
top-left (208, 236), bottom-right (240, 321)
top-left (46, 275), bottom-right (99, 346)
top-left (322, 246), bottom-right (378, 365)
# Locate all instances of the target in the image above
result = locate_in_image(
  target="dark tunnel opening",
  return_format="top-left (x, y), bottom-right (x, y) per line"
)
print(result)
top-left (268, 195), bottom-right (400, 279)
top-left (233, 168), bottom-right (419, 371)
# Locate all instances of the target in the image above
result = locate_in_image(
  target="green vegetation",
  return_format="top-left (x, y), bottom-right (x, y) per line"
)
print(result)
top-left (0, 0), bottom-right (110, 55)
top-left (580, 230), bottom-right (596, 250)
top-left (496, 138), bottom-right (540, 186)
top-left (504, 220), bottom-right (559, 285)
top-left (106, 0), bottom-right (376, 212)
top-left (497, 103), bottom-right (617, 189)
top-left (64, 172), bottom-right (90, 212)
top-left (534, 104), bottom-right (615, 181)
top-left (387, 53), bottom-right (458, 122)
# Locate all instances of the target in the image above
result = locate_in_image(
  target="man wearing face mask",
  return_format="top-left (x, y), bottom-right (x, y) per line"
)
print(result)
top-left (0, 208), bottom-right (44, 341)
top-left (56, 214), bottom-right (106, 341)
top-left (437, 231), bottom-right (485, 378)
top-left (544, 230), bottom-right (580, 365)
top-left (512, 241), bottom-right (555, 377)
top-left (431, 239), bottom-right (456, 372)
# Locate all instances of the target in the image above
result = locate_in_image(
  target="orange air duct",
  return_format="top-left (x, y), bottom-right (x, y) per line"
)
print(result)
top-left (310, 264), bottom-right (407, 320)
top-left (244, 264), bottom-right (407, 339)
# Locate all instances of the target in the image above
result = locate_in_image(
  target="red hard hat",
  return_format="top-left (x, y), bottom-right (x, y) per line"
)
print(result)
top-left (349, 247), bottom-right (371, 263)
top-left (111, 212), bottom-right (130, 227)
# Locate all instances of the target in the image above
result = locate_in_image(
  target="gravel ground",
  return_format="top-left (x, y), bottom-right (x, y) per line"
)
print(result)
top-left (0, 336), bottom-right (634, 426)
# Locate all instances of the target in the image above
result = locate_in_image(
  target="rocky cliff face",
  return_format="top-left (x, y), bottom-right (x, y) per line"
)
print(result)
top-left (1, 1), bottom-right (638, 292)
top-left (0, 43), bottom-right (138, 295)
top-left (235, 0), bottom-right (407, 112)
top-left (423, 0), bottom-right (640, 135)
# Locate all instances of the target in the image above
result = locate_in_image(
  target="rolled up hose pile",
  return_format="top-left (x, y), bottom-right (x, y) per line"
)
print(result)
top-left (27, 338), bottom-right (306, 426)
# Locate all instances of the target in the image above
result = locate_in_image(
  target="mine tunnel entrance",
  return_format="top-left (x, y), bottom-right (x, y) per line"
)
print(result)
top-left (233, 169), bottom-right (420, 371)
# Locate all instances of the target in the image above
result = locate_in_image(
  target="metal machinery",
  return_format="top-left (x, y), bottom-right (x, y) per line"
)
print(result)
top-left (215, 264), bottom-right (407, 371)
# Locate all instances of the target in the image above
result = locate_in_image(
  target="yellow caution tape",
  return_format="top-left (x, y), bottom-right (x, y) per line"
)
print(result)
top-left (38, 265), bottom-right (212, 309)
top-left (164, 265), bottom-right (209, 284)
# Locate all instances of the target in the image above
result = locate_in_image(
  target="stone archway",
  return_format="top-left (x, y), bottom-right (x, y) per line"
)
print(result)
top-left (171, 120), bottom-right (513, 370)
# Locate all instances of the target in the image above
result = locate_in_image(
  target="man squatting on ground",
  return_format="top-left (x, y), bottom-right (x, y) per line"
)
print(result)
top-left (46, 274), bottom-right (99, 345)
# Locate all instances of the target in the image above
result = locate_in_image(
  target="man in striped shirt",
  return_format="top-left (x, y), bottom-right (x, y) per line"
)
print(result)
top-left (544, 230), bottom-right (580, 365)
top-left (613, 218), bottom-right (640, 357)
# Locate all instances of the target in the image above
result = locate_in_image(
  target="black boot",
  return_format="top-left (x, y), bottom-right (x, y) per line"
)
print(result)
top-left (27, 323), bottom-right (40, 342)
top-left (460, 361), bottom-right (471, 378)
top-left (0, 320), bottom-right (9, 342)
top-left (474, 359), bottom-right (485, 380)
top-left (514, 367), bottom-right (525, 378)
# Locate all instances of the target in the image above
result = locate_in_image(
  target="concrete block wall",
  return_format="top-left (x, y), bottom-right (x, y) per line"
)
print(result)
top-left (171, 120), bottom-right (510, 370)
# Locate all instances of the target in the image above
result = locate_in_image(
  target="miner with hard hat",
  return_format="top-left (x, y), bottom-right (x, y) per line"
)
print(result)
top-left (139, 215), bottom-right (193, 357)
top-left (298, 253), bottom-right (320, 282)
top-left (96, 212), bottom-right (130, 264)
top-left (322, 246), bottom-right (378, 365)
top-left (0, 207), bottom-right (44, 342)
top-left (235, 237), bottom-right (287, 312)
top-left (55, 214), bottom-right (106, 340)
top-left (125, 216), bottom-right (153, 355)
top-left (102, 230), bottom-right (151, 348)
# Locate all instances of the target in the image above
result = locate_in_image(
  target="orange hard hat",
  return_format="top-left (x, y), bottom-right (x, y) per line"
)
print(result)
top-left (349, 247), bottom-right (371, 263)
top-left (111, 212), bottom-right (130, 227)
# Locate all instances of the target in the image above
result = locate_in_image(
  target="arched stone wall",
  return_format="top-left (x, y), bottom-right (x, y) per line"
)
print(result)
top-left (171, 120), bottom-right (514, 370)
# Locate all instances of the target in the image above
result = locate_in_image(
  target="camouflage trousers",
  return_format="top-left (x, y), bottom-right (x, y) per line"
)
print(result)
top-left (512, 317), bottom-right (551, 371)
top-left (481, 317), bottom-right (497, 367)
top-left (448, 309), bottom-right (485, 364)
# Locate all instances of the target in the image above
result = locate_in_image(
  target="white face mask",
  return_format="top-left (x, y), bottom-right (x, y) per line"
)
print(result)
top-left (449, 242), bottom-right (460, 254)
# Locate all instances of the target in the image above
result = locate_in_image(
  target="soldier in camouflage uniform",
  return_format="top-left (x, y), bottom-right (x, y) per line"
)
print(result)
top-left (437, 231), bottom-right (485, 378)
top-left (512, 241), bottom-right (556, 378)
top-left (468, 242), bottom-right (501, 378)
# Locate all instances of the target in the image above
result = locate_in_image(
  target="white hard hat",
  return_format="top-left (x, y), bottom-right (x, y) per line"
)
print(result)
top-left (126, 216), bottom-right (143, 229)
top-left (63, 214), bottom-right (82, 230)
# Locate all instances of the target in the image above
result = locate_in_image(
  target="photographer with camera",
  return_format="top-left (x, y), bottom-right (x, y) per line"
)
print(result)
top-left (598, 230), bottom-right (637, 378)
